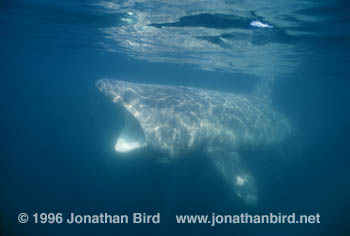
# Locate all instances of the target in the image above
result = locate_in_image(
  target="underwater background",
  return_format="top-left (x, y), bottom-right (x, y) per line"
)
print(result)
top-left (0, 0), bottom-right (349, 235)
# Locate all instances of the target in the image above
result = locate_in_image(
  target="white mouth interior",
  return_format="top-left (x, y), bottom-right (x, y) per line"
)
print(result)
top-left (115, 137), bottom-right (146, 152)
top-left (115, 107), bottom-right (146, 153)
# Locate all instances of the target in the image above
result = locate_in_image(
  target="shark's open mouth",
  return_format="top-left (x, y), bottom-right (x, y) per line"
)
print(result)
top-left (115, 106), bottom-right (147, 153)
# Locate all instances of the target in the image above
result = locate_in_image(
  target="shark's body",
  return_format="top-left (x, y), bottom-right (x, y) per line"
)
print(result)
top-left (97, 79), bottom-right (291, 205)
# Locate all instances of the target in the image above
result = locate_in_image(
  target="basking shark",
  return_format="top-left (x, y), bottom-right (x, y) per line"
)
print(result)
top-left (96, 78), bottom-right (291, 205)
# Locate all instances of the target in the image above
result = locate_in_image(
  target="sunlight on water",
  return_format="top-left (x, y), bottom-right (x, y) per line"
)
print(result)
top-left (95, 0), bottom-right (333, 77)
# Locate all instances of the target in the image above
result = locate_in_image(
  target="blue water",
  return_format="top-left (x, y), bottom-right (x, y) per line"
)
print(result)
top-left (1, 0), bottom-right (349, 235)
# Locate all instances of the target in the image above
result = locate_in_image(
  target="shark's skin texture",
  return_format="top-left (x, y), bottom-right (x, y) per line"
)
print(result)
top-left (96, 79), bottom-right (291, 205)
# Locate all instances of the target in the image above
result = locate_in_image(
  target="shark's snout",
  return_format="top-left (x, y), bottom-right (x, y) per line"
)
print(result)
top-left (97, 79), bottom-right (139, 106)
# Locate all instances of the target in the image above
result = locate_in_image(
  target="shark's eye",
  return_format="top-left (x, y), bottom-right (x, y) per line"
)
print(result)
top-left (123, 90), bottom-right (136, 104)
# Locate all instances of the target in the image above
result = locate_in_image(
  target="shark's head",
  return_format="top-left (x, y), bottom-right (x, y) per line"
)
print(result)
top-left (96, 79), bottom-right (147, 154)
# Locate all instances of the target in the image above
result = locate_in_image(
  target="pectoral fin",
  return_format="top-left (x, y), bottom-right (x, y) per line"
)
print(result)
top-left (208, 152), bottom-right (258, 206)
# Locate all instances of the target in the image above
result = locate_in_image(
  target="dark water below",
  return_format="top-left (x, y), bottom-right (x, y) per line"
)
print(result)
top-left (0, 0), bottom-right (349, 235)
